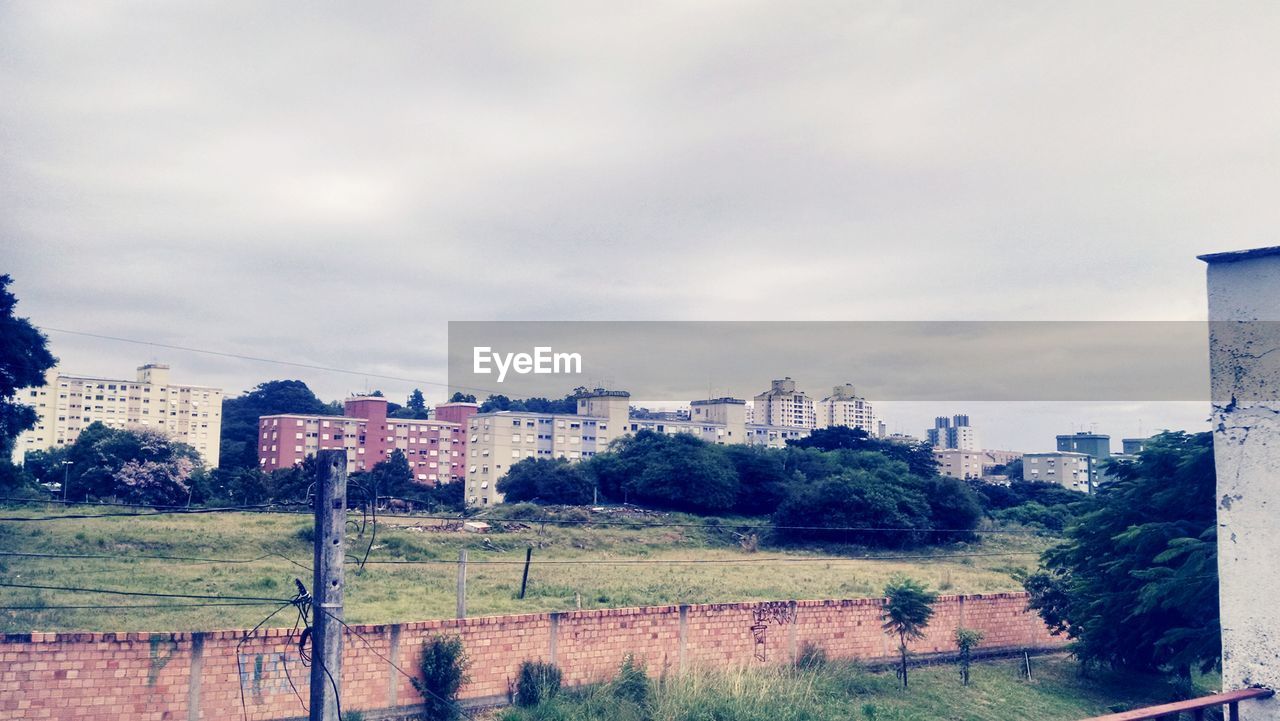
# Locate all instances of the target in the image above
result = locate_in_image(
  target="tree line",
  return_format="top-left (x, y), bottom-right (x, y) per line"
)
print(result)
top-left (496, 426), bottom-right (987, 547)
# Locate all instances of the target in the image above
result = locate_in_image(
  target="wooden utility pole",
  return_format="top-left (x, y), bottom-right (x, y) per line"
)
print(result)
top-left (456, 548), bottom-right (468, 619)
top-left (518, 547), bottom-right (533, 599)
top-left (311, 450), bottom-right (347, 721)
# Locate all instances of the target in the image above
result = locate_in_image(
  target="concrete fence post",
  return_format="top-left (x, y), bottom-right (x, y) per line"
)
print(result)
top-left (1201, 245), bottom-right (1280, 719)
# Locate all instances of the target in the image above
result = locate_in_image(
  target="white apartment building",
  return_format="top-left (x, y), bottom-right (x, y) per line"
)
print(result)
top-left (927, 415), bottom-right (980, 451)
top-left (753, 377), bottom-right (816, 429)
top-left (815, 383), bottom-right (878, 433)
top-left (466, 389), bottom-right (628, 506)
top-left (465, 391), bottom-right (810, 506)
top-left (14, 364), bottom-right (223, 466)
top-left (1023, 451), bottom-right (1092, 492)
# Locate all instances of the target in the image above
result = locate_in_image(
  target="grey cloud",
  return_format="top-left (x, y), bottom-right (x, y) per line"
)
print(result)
top-left (4, 1), bottom-right (1277, 443)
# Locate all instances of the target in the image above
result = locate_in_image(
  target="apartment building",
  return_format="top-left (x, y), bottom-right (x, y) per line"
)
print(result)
top-left (465, 390), bottom-right (811, 506)
top-left (752, 378), bottom-right (816, 429)
top-left (933, 448), bottom-right (986, 480)
top-left (14, 363), bottom-right (222, 466)
top-left (257, 396), bottom-right (473, 482)
top-left (926, 415), bottom-right (980, 451)
top-left (1023, 451), bottom-right (1093, 492)
top-left (466, 390), bottom-right (628, 506)
top-left (815, 383), bottom-right (878, 433)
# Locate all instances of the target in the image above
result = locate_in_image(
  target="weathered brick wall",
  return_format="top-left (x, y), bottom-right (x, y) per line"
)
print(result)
top-left (0, 592), bottom-right (1063, 719)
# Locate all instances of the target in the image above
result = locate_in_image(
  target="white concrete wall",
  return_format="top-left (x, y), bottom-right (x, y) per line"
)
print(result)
top-left (1204, 247), bottom-right (1280, 714)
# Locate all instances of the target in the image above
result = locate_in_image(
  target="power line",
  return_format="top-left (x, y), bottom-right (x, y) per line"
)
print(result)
top-left (366, 511), bottom-right (1044, 535)
top-left (0, 549), bottom-right (311, 572)
top-left (0, 580), bottom-right (291, 603)
top-left (353, 550), bottom-right (1042, 566)
top-left (0, 602), bottom-right (287, 610)
top-left (313, 605), bottom-right (474, 720)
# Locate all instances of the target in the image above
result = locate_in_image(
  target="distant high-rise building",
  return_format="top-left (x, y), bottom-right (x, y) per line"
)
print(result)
top-left (926, 415), bottom-right (979, 451)
top-left (752, 377), bottom-right (816, 429)
top-left (1055, 432), bottom-right (1112, 491)
top-left (15, 363), bottom-right (222, 466)
top-left (1056, 432), bottom-right (1111, 459)
top-left (815, 383), bottom-right (878, 433)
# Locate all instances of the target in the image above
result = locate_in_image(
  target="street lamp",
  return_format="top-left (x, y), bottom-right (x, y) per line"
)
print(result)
top-left (60, 460), bottom-right (72, 502)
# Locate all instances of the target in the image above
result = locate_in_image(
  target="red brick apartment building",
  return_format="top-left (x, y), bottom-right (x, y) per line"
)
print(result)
top-left (257, 396), bottom-right (478, 482)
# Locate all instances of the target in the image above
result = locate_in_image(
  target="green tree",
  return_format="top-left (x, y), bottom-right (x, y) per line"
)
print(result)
top-left (788, 426), bottom-right (938, 477)
top-left (1023, 431), bottom-right (1218, 680)
top-left (881, 578), bottom-right (937, 689)
top-left (365, 449), bottom-right (416, 501)
top-left (954, 628), bottom-right (985, 686)
top-left (772, 453), bottom-right (935, 547)
top-left (497, 457), bottom-right (595, 505)
top-left (390, 389), bottom-right (431, 419)
top-left (598, 430), bottom-right (739, 513)
top-left (723, 445), bottom-right (795, 515)
top-left (921, 475), bottom-right (983, 543)
top-left (34, 422), bottom-right (204, 505)
top-left (218, 380), bottom-right (332, 469)
top-left (448, 392), bottom-right (477, 403)
top-left (0, 275), bottom-right (57, 484)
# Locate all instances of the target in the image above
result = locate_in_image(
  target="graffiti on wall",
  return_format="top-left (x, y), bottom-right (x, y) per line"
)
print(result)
top-left (748, 601), bottom-right (797, 662)
top-left (236, 652), bottom-right (307, 700)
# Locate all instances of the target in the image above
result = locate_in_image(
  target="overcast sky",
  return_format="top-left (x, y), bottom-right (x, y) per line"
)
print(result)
top-left (4, 2), bottom-right (1278, 450)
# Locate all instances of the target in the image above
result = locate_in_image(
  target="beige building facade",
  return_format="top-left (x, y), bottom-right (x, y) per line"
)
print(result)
top-left (1022, 451), bottom-right (1091, 492)
top-left (753, 377), bottom-right (816, 429)
top-left (815, 383), bottom-right (877, 433)
top-left (15, 364), bottom-right (223, 467)
top-left (465, 390), bottom-right (811, 506)
top-left (933, 448), bottom-right (986, 480)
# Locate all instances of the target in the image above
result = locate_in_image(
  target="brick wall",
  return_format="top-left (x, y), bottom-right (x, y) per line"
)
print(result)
top-left (0, 592), bottom-right (1063, 720)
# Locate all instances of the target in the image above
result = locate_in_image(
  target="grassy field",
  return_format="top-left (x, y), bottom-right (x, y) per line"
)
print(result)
top-left (0, 505), bottom-right (1050, 632)
top-left (492, 655), bottom-right (1218, 721)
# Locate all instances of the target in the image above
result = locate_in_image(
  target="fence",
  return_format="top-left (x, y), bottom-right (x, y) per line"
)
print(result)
top-left (0, 591), bottom-right (1064, 720)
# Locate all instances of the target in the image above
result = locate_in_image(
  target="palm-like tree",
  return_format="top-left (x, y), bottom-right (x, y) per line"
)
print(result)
top-left (881, 578), bottom-right (937, 689)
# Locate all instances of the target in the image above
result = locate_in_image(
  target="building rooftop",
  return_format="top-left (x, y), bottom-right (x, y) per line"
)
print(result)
top-left (1197, 245), bottom-right (1280, 264)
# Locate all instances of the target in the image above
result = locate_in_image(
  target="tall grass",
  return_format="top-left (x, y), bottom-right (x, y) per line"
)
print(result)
top-left (495, 656), bottom-right (1210, 721)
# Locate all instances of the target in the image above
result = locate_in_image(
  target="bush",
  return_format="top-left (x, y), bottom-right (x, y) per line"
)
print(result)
top-left (413, 635), bottom-right (471, 720)
top-left (497, 458), bottom-right (596, 505)
top-left (797, 641), bottom-right (827, 670)
top-left (609, 654), bottom-right (649, 706)
top-left (515, 660), bottom-right (563, 707)
top-left (773, 467), bottom-right (933, 547)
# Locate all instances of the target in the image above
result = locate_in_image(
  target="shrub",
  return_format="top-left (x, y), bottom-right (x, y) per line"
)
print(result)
top-left (497, 458), bottom-right (595, 505)
top-left (413, 635), bottom-right (471, 720)
top-left (515, 660), bottom-right (563, 707)
top-left (609, 654), bottom-right (649, 706)
top-left (797, 641), bottom-right (827, 670)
